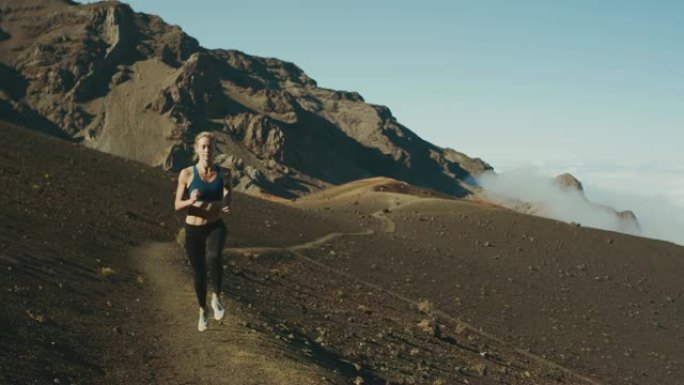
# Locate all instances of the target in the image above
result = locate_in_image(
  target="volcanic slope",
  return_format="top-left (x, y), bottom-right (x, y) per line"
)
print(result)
top-left (3, 121), bottom-right (512, 385)
top-left (0, 120), bottom-right (353, 385)
top-left (290, 178), bottom-right (684, 385)
top-left (1, 121), bottom-right (557, 385)
top-left (4, 121), bottom-right (684, 385)
top-left (138, 183), bottom-right (595, 384)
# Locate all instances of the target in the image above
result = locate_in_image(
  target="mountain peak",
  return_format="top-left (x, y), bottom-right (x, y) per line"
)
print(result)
top-left (555, 172), bottom-right (584, 191)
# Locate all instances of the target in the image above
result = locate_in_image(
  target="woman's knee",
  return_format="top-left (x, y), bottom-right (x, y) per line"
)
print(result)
top-left (207, 250), bottom-right (223, 264)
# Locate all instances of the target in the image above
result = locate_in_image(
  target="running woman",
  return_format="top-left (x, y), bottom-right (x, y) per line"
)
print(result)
top-left (174, 131), bottom-right (232, 332)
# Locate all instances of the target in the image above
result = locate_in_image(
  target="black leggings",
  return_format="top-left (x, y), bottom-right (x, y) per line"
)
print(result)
top-left (184, 220), bottom-right (227, 309)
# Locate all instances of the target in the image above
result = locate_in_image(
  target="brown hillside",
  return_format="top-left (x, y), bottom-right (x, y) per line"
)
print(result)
top-left (4, 120), bottom-right (684, 384)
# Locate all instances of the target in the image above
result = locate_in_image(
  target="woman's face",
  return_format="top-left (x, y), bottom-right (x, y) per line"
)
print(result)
top-left (196, 137), bottom-right (214, 163)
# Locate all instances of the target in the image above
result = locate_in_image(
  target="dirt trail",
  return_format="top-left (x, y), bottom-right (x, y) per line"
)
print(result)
top-left (131, 242), bottom-right (339, 385)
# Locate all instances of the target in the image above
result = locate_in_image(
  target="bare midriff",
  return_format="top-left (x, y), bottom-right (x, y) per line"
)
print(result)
top-left (185, 204), bottom-right (223, 226)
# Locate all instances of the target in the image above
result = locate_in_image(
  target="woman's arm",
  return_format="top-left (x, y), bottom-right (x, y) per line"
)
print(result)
top-left (174, 168), bottom-right (199, 211)
top-left (221, 168), bottom-right (233, 214)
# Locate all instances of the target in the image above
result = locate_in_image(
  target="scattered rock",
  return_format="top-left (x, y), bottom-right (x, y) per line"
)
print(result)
top-left (417, 319), bottom-right (439, 337)
top-left (26, 310), bottom-right (45, 323)
top-left (357, 305), bottom-right (372, 314)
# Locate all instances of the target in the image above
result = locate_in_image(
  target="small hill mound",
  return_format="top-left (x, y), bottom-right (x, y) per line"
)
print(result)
top-left (296, 176), bottom-right (453, 203)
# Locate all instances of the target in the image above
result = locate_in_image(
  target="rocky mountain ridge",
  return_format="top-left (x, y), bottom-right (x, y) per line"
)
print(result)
top-left (0, 0), bottom-right (490, 198)
top-left (476, 171), bottom-right (641, 234)
top-left (554, 172), bottom-right (640, 233)
top-left (0, 0), bottom-right (641, 234)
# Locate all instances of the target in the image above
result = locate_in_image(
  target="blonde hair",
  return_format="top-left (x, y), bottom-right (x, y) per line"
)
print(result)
top-left (192, 131), bottom-right (217, 162)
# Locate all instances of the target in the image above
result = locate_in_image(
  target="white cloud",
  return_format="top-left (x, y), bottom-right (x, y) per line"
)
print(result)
top-left (476, 163), bottom-right (684, 246)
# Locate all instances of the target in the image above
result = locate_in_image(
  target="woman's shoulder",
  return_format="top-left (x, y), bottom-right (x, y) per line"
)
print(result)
top-left (179, 166), bottom-right (194, 181)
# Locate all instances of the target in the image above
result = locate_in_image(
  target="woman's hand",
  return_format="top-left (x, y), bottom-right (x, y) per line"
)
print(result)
top-left (221, 205), bottom-right (231, 214)
top-left (190, 189), bottom-right (200, 204)
top-left (188, 189), bottom-right (203, 208)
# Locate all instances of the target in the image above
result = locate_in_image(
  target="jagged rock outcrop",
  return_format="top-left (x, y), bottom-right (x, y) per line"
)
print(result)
top-left (555, 172), bottom-right (640, 233)
top-left (0, 0), bottom-right (490, 198)
top-left (473, 170), bottom-right (642, 236)
top-left (555, 173), bottom-right (584, 191)
top-left (480, 171), bottom-right (641, 235)
top-left (616, 210), bottom-right (640, 234)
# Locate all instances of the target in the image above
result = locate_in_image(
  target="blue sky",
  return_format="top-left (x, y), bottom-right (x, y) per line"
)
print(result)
top-left (83, 1), bottom-right (684, 216)
top-left (113, 0), bottom-right (683, 168)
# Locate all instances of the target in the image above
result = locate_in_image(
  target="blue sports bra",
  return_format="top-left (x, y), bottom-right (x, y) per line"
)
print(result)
top-left (188, 165), bottom-right (223, 201)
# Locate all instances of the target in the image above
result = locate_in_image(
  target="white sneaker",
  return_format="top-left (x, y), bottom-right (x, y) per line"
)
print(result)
top-left (211, 293), bottom-right (225, 321)
top-left (198, 307), bottom-right (208, 332)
